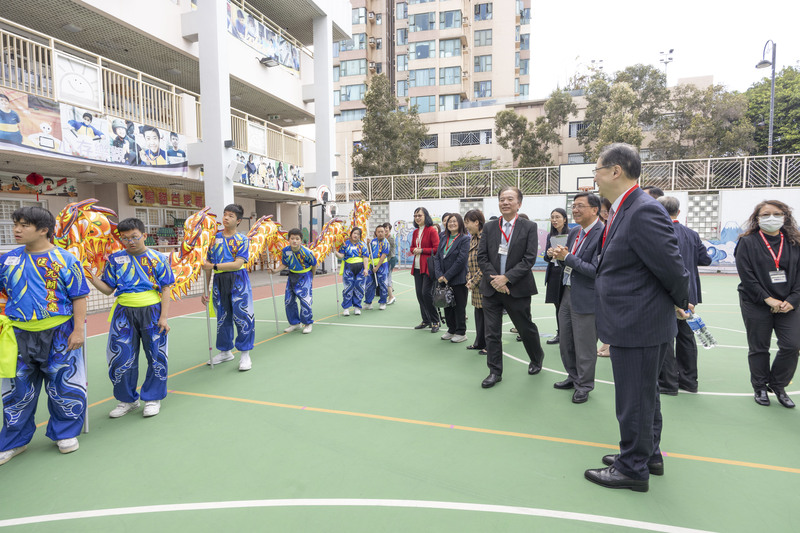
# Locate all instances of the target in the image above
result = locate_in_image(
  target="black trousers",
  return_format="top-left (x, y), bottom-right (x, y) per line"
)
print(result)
top-left (413, 269), bottom-right (439, 326)
top-left (472, 306), bottom-right (486, 349)
top-left (740, 296), bottom-right (800, 391)
top-left (443, 284), bottom-right (468, 335)
top-left (483, 292), bottom-right (544, 375)
top-left (658, 319), bottom-right (698, 392)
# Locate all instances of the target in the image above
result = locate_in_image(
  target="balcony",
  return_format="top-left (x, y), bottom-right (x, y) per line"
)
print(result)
top-left (230, 109), bottom-right (304, 167)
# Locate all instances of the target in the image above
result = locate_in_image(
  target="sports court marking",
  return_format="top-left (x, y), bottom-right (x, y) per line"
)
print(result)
top-left (0, 498), bottom-right (717, 532)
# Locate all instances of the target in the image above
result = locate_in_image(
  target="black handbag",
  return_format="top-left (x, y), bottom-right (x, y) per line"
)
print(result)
top-left (432, 282), bottom-right (455, 308)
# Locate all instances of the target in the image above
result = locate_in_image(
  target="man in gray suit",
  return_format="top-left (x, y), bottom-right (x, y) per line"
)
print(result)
top-left (477, 185), bottom-right (544, 388)
top-left (585, 144), bottom-right (689, 493)
top-left (551, 192), bottom-right (604, 403)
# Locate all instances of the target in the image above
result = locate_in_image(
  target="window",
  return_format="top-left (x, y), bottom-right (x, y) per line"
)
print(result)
top-left (474, 3), bottom-right (493, 21)
top-left (474, 80), bottom-right (492, 98)
top-left (375, 62), bottom-right (383, 74)
top-left (397, 28), bottom-right (408, 45)
top-left (352, 7), bottom-right (366, 24)
top-left (410, 0), bottom-right (435, 4)
top-left (333, 66), bottom-right (340, 82)
top-left (520, 33), bottom-right (530, 50)
top-left (518, 83), bottom-right (528, 97)
top-left (336, 108), bottom-right (367, 122)
top-left (397, 80), bottom-right (408, 97)
top-left (397, 54), bottom-right (408, 71)
top-left (474, 55), bottom-right (492, 72)
top-left (520, 8), bottom-right (531, 24)
top-left (0, 199), bottom-right (46, 245)
top-left (439, 94), bottom-right (461, 111)
top-left (332, 42), bottom-right (339, 58)
top-left (409, 12), bottom-right (435, 32)
top-left (421, 134), bottom-right (438, 148)
top-left (409, 40), bottom-right (435, 60)
top-left (333, 90), bottom-right (340, 106)
top-left (410, 95), bottom-right (436, 113)
top-left (474, 29), bottom-right (492, 47)
top-left (376, 13), bottom-right (383, 24)
top-left (341, 84), bottom-right (367, 102)
top-left (439, 38), bottom-right (461, 58)
top-left (340, 59), bottom-right (367, 77)
top-left (520, 58), bottom-right (529, 75)
top-left (396, 2), bottom-right (407, 19)
top-left (568, 153), bottom-right (586, 164)
top-left (340, 33), bottom-right (367, 52)
top-left (568, 121), bottom-right (587, 138)
top-left (515, 78), bottom-right (519, 94)
top-left (515, 52), bottom-right (520, 68)
top-left (376, 38), bottom-right (382, 50)
top-left (423, 162), bottom-right (438, 173)
top-left (450, 129), bottom-right (492, 147)
top-left (409, 68), bottom-right (436, 87)
top-left (398, 105), bottom-right (408, 113)
top-left (515, 26), bottom-right (520, 42)
top-left (640, 149), bottom-right (652, 161)
top-left (439, 10), bottom-right (462, 29)
top-left (439, 66), bottom-right (461, 85)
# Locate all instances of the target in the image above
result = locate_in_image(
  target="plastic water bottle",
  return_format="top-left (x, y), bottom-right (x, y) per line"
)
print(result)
top-left (686, 311), bottom-right (716, 349)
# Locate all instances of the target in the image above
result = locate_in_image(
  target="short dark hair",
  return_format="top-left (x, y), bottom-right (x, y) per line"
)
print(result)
top-left (659, 196), bottom-right (680, 217)
top-left (574, 192), bottom-right (601, 209)
top-left (170, 131), bottom-right (179, 139)
top-left (117, 217), bottom-right (146, 234)
top-left (12, 206), bottom-right (55, 239)
top-left (142, 125), bottom-right (161, 139)
top-left (224, 204), bottom-right (244, 220)
top-left (598, 143), bottom-right (641, 180)
top-left (382, 222), bottom-right (392, 230)
top-left (0, 93), bottom-right (9, 102)
top-left (498, 185), bottom-right (523, 202)
top-left (444, 213), bottom-right (465, 237)
top-left (413, 207), bottom-right (433, 229)
top-left (287, 228), bottom-right (302, 239)
top-left (350, 227), bottom-right (363, 238)
top-left (518, 213), bottom-right (529, 220)
top-left (82, 112), bottom-right (92, 121)
top-left (643, 185), bottom-right (665, 198)
top-left (463, 209), bottom-right (485, 231)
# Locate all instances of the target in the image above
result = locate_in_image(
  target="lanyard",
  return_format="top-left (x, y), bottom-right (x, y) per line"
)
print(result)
top-left (499, 216), bottom-right (518, 244)
top-left (571, 226), bottom-right (594, 255)
top-left (444, 234), bottom-right (457, 254)
top-left (602, 185), bottom-right (638, 248)
top-left (759, 230), bottom-right (784, 270)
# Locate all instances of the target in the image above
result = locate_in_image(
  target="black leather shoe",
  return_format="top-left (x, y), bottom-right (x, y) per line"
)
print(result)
top-left (553, 379), bottom-right (574, 390)
top-left (773, 389), bottom-right (796, 408)
top-left (466, 344), bottom-right (483, 350)
top-left (572, 390), bottom-right (589, 403)
top-left (546, 335), bottom-right (560, 345)
top-left (516, 335), bottom-right (522, 342)
top-left (481, 373), bottom-right (502, 388)
top-left (660, 389), bottom-right (679, 396)
top-left (584, 466), bottom-right (648, 492)
top-left (528, 362), bottom-right (541, 375)
top-left (414, 323), bottom-right (430, 330)
top-left (754, 389), bottom-right (770, 406)
top-left (430, 324), bottom-right (440, 333)
top-left (479, 349), bottom-right (488, 356)
top-left (602, 454), bottom-right (664, 476)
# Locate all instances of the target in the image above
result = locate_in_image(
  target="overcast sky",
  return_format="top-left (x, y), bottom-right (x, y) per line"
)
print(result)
top-left (529, 0), bottom-right (800, 98)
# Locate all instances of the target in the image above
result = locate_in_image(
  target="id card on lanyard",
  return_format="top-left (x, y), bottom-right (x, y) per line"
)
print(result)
top-left (498, 216), bottom-right (517, 256)
top-left (760, 230), bottom-right (786, 284)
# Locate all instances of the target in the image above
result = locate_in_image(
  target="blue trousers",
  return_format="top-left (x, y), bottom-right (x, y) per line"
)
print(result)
top-left (0, 319), bottom-right (86, 450)
top-left (285, 271), bottom-right (314, 325)
top-left (213, 270), bottom-right (255, 351)
top-left (364, 264), bottom-right (388, 304)
top-left (342, 264), bottom-right (365, 309)
top-left (107, 303), bottom-right (168, 403)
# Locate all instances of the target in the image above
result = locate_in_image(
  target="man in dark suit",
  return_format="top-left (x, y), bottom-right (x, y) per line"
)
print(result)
top-left (477, 185), bottom-right (544, 388)
top-left (551, 192), bottom-right (604, 403)
top-left (585, 143), bottom-right (689, 493)
top-left (657, 196), bottom-right (712, 394)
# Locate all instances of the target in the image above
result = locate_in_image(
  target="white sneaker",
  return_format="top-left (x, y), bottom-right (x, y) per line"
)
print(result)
top-left (207, 351), bottom-right (234, 365)
top-left (354, 308), bottom-right (361, 315)
top-left (57, 438), bottom-right (79, 454)
top-left (302, 324), bottom-right (313, 334)
top-left (342, 309), bottom-right (350, 316)
top-left (143, 400), bottom-right (161, 417)
top-left (365, 303), bottom-right (373, 310)
top-left (379, 304), bottom-right (386, 310)
top-left (109, 400), bottom-right (140, 418)
top-left (451, 334), bottom-right (468, 343)
top-left (441, 332), bottom-right (454, 340)
top-left (0, 445), bottom-right (26, 466)
top-left (283, 324), bottom-right (301, 333)
top-left (239, 352), bottom-right (252, 371)
top-left (387, 297), bottom-right (396, 305)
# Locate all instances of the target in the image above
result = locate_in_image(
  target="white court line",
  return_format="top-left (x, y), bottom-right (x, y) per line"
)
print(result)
top-left (0, 498), bottom-right (717, 532)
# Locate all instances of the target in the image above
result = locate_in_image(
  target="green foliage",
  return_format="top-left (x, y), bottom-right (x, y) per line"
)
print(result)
top-left (352, 74), bottom-right (429, 176)
top-left (746, 66), bottom-right (800, 155)
top-left (494, 89), bottom-right (577, 167)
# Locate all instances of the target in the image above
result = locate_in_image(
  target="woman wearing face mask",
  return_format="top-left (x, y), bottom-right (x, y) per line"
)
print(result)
top-left (735, 200), bottom-right (800, 408)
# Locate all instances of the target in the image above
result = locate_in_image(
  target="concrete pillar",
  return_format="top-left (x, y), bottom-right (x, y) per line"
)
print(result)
top-left (310, 15), bottom-right (335, 192)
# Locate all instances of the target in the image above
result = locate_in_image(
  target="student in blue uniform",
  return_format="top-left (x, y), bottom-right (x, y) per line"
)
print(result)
top-left (0, 207), bottom-right (89, 465)
top-left (0, 93), bottom-right (23, 144)
top-left (334, 227), bottom-right (368, 316)
top-left (201, 204), bottom-right (255, 371)
top-left (364, 225), bottom-right (390, 310)
top-left (139, 126), bottom-right (168, 166)
top-left (67, 112), bottom-right (104, 139)
top-left (271, 228), bottom-right (317, 334)
top-left (88, 218), bottom-right (174, 418)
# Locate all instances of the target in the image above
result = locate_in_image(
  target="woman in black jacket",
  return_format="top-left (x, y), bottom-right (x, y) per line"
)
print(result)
top-left (433, 213), bottom-right (470, 344)
top-left (735, 200), bottom-right (800, 408)
top-left (543, 207), bottom-right (569, 344)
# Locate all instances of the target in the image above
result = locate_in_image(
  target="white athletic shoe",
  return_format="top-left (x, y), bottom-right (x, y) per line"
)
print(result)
top-left (441, 332), bottom-right (454, 340)
top-left (57, 438), bottom-right (79, 454)
top-left (0, 445), bottom-right (26, 466)
top-left (379, 304), bottom-right (386, 310)
top-left (302, 324), bottom-right (313, 334)
top-left (207, 351), bottom-right (234, 365)
top-left (365, 303), bottom-right (373, 310)
top-left (354, 308), bottom-right (361, 315)
top-left (342, 309), bottom-right (350, 316)
top-left (451, 334), bottom-right (468, 343)
top-left (239, 353), bottom-right (252, 371)
top-left (143, 400), bottom-right (161, 417)
top-left (387, 297), bottom-right (396, 305)
top-left (283, 324), bottom-right (302, 333)
top-left (109, 401), bottom-right (140, 418)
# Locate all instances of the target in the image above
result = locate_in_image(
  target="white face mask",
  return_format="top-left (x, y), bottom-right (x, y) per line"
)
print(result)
top-left (759, 215), bottom-right (784, 233)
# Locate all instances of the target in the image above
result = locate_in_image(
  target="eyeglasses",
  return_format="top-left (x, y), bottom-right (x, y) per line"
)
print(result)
top-left (591, 165), bottom-right (613, 176)
top-left (120, 235), bottom-right (142, 243)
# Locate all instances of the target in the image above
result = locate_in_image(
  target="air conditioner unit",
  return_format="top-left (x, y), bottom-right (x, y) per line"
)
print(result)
top-left (462, 16), bottom-right (469, 25)
top-left (368, 11), bottom-right (375, 20)
top-left (461, 71), bottom-right (469, 78)
top-left (369, 37), bottom-right (376, 47)
top-left (369, 62), bottom-right (376, 71)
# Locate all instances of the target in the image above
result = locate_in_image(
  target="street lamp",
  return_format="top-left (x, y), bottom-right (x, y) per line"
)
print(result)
top-left (659, 49), bottom-right (674, 84)
top-left (756, 40), bottom-right (776, 187)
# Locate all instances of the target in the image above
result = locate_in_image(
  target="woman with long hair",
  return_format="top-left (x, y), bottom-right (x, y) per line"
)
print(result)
top-left (433, 213), bottom-right (470, 343)
top-left (735, 200), bottom-right (800, 408)
top-left (410, 207), bottom-right (441, 332)
top-left (543, 207), bottom-right (569, 344)
top-left (464, 209), bottom-right (487, 354)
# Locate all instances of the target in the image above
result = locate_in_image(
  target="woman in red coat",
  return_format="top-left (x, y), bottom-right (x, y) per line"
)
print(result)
top-left (411, 207), bottom-right (441, 332)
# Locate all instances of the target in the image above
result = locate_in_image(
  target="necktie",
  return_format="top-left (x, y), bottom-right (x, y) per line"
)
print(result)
top-left (563, 229), bottom-right (586, 286)
top-left (499, 222), bottom-right (511, 275)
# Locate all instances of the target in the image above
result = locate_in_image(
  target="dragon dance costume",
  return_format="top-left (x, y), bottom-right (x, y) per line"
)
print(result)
top-left (0, 246), bottom-right (89, 450)
top-left (280, 245), bottom-right (317, 326)
top-left (338, 240), bottom-right (368, 309)
top-left (364, 238), bottom-right (389, 305)
top-left (102, 249), bottom-right (175, 404)
top-left (208, 231), bottom-right (254, 352)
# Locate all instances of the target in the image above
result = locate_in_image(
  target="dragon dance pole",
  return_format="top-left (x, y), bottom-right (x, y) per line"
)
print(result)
top-left (204, 279), bottom-right (214, 369)
top-left (83, 318), bottom-right (88, 434)
top-left (266, 249), bottom-right (280, 334)
top-left (333, 254), bottom-right (341, 317)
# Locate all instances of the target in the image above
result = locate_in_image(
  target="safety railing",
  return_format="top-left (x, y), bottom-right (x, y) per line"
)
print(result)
top-left (230, 108), bottom-right (305, 166)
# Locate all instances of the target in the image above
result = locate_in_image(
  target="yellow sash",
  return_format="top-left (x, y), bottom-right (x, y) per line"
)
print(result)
top-left (290, 266), bottom-right (312, 274)
top-left (108, 290), bottom-right (161, 322)
top-left (0, 315), bottom-right (71, 378)
top-left (339, 256), bottom-right (364, 275)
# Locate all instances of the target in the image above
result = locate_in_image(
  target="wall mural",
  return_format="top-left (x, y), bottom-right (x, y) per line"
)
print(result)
top-left (232, 150), bottom-right (305, 194)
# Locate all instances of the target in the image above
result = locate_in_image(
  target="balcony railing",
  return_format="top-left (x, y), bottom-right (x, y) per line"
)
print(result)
top-left (230, 109), bottom-right (305, 166)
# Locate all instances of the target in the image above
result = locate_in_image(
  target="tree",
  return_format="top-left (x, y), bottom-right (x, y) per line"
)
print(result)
top-left (745, 66), bottom-right (800, 155)
top-left (650, 84), bottom-right (755, 160)
top-left (352, 74), bottom-right (428, 176)
top-left (494, 89), bottom-right (577, 167)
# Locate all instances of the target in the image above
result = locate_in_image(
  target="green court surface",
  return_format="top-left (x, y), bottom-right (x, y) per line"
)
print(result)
top-left (0, 272), bottom-right (797, 532)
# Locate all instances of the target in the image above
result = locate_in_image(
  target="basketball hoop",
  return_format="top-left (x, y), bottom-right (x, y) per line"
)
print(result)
top-left (578, 185), bottom-right (594, 192)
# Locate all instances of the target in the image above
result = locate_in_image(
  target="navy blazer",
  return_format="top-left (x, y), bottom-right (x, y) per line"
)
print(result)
top-left (673, 221), bottom-right (711, 305)
top-left (561, 221), bottom-right (604, 315)
top-left (433, 233), bottom-right (469, 286)
top-left (478, 216), bottom-right (539, 297)
top-left (595, 187), bottom-right (689, 347)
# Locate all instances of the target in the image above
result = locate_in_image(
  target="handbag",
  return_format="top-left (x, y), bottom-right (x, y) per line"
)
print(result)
top-left (432, 282), bottom-right (455, 308)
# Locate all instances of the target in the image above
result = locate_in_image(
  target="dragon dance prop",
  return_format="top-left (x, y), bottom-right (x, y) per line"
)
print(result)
top-left (168, 207), bottom-right (218, 300)
top-left (54, 199), bottom-right (123, 281)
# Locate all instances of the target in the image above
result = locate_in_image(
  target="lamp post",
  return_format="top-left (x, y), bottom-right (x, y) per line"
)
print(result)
top-left (756, 40), bottom-right (776, 187)
top-left (659, 49), bottom-right (674, 85)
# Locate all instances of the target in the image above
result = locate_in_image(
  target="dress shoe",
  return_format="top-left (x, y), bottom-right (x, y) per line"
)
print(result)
top-left (479, 349), bottom-right (488, 356)
top-left (481, 373), bottom-right (502, 388)
top-left (754, 389), bottom-right (770, 406)
top-left (546, 335), bottom-right (560, 345)
top-left (772, 388), bottom-right (796, 408)
top-left (516, 335), bottom-right (522, 342)
top-left (584, 466), bottom-right (648, 492)
top-left (602, 454), bottom-right (664, 476)
top-left (553, 379), bottom-right (574, 390)
top-left (466, 344), bottom-right (483, 350)
top-left (528, 362), bottom-right (541, 375)
top-left (510, 327), bottom-right (518, 333)
top-left (414, 323), bottom-right (430, 330)
top-left (660, 389), bottom-right (679, 396)
top-left (430, 324), bottom-right (440, 333)
top-left (572, 390), bottom-right (589, 403)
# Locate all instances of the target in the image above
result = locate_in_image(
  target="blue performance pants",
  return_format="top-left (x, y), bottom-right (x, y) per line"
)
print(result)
top-left (285, 271), bottom-right (314, 325)
top-left (342, 263), bottom-right (365, 309)
top-left (213, 270), bottom-right (255, 351)
top-left (107, 303), bottom-right (168, 403)
top-left (364, 264), bottom-right (388, 304)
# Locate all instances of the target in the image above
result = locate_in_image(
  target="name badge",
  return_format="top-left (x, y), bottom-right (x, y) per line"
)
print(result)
top-left (564, 266), bottom-right (573, 276)
top-left (215, 238), bottom-right (223, 245)
top-left (115, 255), bottom-right (131, 264)
top-left (4, 256), bottom-right (20, 266)
top-left (769, 269), bottom-right (787, 284)
top-left (498, 244), bottom-right (509, 256)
